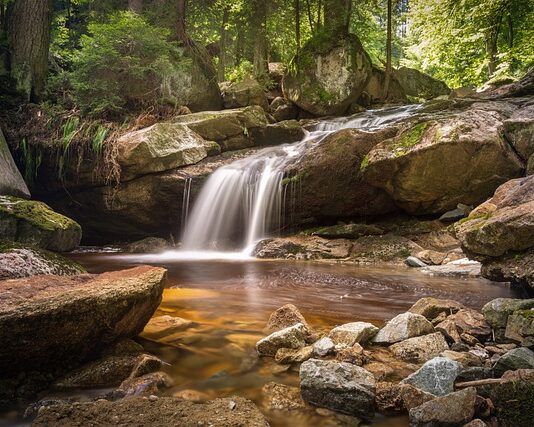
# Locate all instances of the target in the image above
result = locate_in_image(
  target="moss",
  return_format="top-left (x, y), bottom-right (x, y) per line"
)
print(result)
top-left (390, 122), bottom-right (430, 156)
top-left (360, 154), bottom-right (371, 171)
top-left (489, 381), bottom-right (534, 427)
top-left (512, 309), bottom-right (534, 320)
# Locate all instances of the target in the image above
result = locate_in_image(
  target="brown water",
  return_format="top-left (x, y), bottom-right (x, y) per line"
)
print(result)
top-left (58, 253), bottom-right (519, 426)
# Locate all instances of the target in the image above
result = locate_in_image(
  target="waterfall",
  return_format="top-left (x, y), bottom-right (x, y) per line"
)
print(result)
top-left (180, 104), bottom-right (422, 255)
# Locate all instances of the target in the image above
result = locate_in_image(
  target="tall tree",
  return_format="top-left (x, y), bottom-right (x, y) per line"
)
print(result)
top-left (295, 0), bottom-right (301, 53)
top-left (128, 0), bottom-right (143, 13)
top-left (383, 0), bottom-right (393, 99)
top-left (218, 6), bottom-right (229, 81)
top-left (175, 0), bottom-right (188, 43)
top-left (251, 0), bottom-right (268, 76)
top-left (323, 0), bottom-right (351, 35)
top-left (8, 0), bottom-right (53, 101)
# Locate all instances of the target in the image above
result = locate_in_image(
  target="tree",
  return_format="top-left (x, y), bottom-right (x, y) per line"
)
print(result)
top-left (323, 0), bottom-right (351, 35)
top-left (8, 0), bottom-right (53, 101)
top-left (251, 0), bottom-right (268, 76)
top-left (218, 5), bottom-right (229, 81)
top-left (383, 0), bottom-right (393, 99)
top-left (175, 0), bottom-right (188, 42)
top-left (295, 0), bottom-right (301, 53)
top-left (128, 0), bottom-right (143, 13)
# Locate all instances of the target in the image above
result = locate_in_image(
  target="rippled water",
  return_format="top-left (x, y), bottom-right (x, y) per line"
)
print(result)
top-left (62, 253), bottom-right (518, 427)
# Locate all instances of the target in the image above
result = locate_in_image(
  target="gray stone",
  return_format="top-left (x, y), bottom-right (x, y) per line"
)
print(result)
top-left (299, 358), bottom-right (375, 420)
top-left (373, 312), bottom-right (434, 344)
top-left (274, 346), bottom-right (313, 364)
top-left (405, 256), bottom-right (428, 268)
top-left (505, 310), bottom-right (534, 347)
top-left (256, 323), bottom-right (307, 356)
top-left (401, 356), bottom-right (462, 396)
top-left (456, 367), bottom-right (494, 383)
top-left (390, 332), bottom-right (450, 364)
top-left (493, 347), bottom-right (534, 376)
top-left (0, 126), bottom-right (30, 198)
top-left (409, 297), bottom-right (465, 321)
top-left (313, 337), bottom-right (335, 357)
top-left (329, 322), bottom-right (379, 346)
top-left (408, 387), bottom-right (477, 427)
top-left (482, 298), bottom-right (534, 340)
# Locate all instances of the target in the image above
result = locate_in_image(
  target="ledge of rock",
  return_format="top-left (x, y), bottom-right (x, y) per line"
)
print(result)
top-left (0, 266), bottom-right (166, 375)
top-left (0, 126), bottom-right (30, 199)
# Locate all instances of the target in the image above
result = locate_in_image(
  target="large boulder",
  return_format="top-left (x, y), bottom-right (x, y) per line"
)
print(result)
top-left (0, 126), bottom-right (30, 198)
top-left (389, 332), bottom-right (449, 363)
top-left (361, 104), bottom-right (525, 215)
top-left (373, 312), bottom-right (434, 344)
top-left (115, 123), bottom-right (210, 181)
top-left (360, 66), bottom-right (407, 105)
top-left (482, 298), bottom-right (534, 341)
top-left (253, 236), bottom-right (352, 260)
top-left (0, 242), bottom-right (85, 280)
top-left (0, 266), bottom-right (166, 375)
top-left (394, 66), bottom-right (450, 100)
top-left (283, 33), bottom-right (372, 116)
top-left (0, 196), bottom-right (81, 252)
top-left (503, 103), bottom-right (534, 174)
top-left (401, 357), bottom-right (462, 396)
top-left (220, 78), bottom-right (269, 111)
top-left (299, 358), bottom-right (376, 420)
top-left (493, 347), bottom-right (534, 376)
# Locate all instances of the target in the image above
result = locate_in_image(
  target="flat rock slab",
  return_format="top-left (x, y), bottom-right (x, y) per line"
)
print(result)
top-left (31, 396), bottom-right (269, 427)
top-left (0, 266), bottom-right (166, 375)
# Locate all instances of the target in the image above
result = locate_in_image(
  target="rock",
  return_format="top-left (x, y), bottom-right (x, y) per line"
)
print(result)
top-left (256, 323), bottom-right (308, 356)
top-left (275, 346), bottom-right (313, 364)
top-left (360, 66), bottom-right (407, 104)
top-left (503, 104), bottom-right (534, 167)
top-left (313, 337), bottom-right (335, 356)
top-left (488, 380), bottom-right (534, 427)
top-left (0, 196), bottom-right (81, 252)
top-left (456, 367), bottom-right (494, 382)
top-left (116, 372), bottom-right (172, 397)
top-left (505, 309), bottom-right (534, 347)
top-left (335, 344), bottom-right (366, 366)
top-left (439, 204), bottom-right (472, 223)
top-left (329, 322), bottom-right (379, 346)
top-left (373, 312), bottom-right (434, 344)
top-left (362, 105), bottom-right (524, 215)
top-left (269, 97), bottom-right (299, 122)
top-left (265, 303), bottom-right (310, 332)
top-left (375, 382), bottom-right (434, 414)
top-left (282, 33), bottom-right (372, 116)
top-left (481, 249), bottom-right (534, 293)
top-left (351, 235), bottom-right (423, 264)
top-left (0, 126), bottom-right (30, 198)
top-left (0, 242), bottom-right (85, 279)
top-left (421, 260), bottom-right (482, 278)
top-left (115, 123), bottom-right (209, 181)
top-left (416, 249), bottom-right (448, 265)
top-left (141, 315), bottom-right (194, 340)
top-left (312, 223), bottom-right (384, 239)
top-left (253, 236), bottom-right (352, 260)
top-left (220, 78), bottom-right (269, 111)
top-left (251, 120), bottom-right (305, 146)
top-left (390, 332), bottom-right (450, 364)
top-left (435, 319), bottom-right (462, 344)
top-left (261, 382), bottom-right (306, 411)
top-left (123, 237), bottom-right (169, 253)
top-left (493, 347), bottom-right (534, 376)
top-left (482, 298), bottom-right (534, 341)
top-left (441, 350), bottom-right (483, 368)
top-left (299, 358), bottom-right (376, 420)
top-left (446, 309), bottom-right (491, 340)
top-left (405, 256), bottom-right (428, 268)
top-left (173, 389), bottom-right (210, 402)
top-left (172, 106), bottom-right (268, 151)
top-left (0, 266), bottom-right (166, 376)
top-left (501, 368), bottom-right (534, 382)
top-left (408, 387), bottom-right (477, 427)
top-left (409, 297), bottom-right (465, 321)
top-left (394, 66), bottom-right (451, 99)
top-left (401, 356), bottom-right (462, 396)
top-left (31, 396), bottom-right (270, 427)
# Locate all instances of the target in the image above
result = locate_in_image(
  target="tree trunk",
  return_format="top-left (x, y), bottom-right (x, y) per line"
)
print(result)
top-left (295, 0), bottom-right (301, 53)
top-left (507, 13), bottom-right (513, 48)
top-left (128, 0), bottom-right (143, 13)
top-left (175, 0), bottom-right (188, 43)
top-left (8, 0), bottom-right (53, 102)
top-left (323, 0), bottom-right (351, 35)
top-left (305, 0), bottom-right (315, 33)
top-left (383, 0), bottom-right (393, 99)
top-left (218, 7), bottom-right (229, 82)
top-left (252, 0), bottom-right (268, 77)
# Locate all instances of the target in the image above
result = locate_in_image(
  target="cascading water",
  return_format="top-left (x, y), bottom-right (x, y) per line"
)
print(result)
top-left (178, 104), bottom-right (422, 258)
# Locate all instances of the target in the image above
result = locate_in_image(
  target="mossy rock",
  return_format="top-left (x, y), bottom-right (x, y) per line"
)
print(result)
top-left (489, 381), bottom-right (534, 427)
top-left (0, 196), bottom-right (82, 252)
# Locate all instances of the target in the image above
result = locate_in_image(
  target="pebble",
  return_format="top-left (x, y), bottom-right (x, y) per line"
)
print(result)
top-left (228, 400), bottom-right (236, 410)
top-left (148, 395), bottom-right (158, 402)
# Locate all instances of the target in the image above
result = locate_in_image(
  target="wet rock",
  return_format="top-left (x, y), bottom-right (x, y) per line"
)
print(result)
top-left (405, 256), bottom-right (428, 268)
top-left (390, 332), bottom-right (450, 364)
top-left (481, 249), bottom-right (534, 293)
top-left (123, 237), bottom-right (169, 253)
top-left (275, 345), bottom-right (313, 364)
top-left (504, 310), bottom-right (534, 347)
top-left (220, 78), bottom-right (269, 111)
top-left (299, 358), bottom-right (376, 420)
top-left (251, 120), bottom-right (305, 147)
top-left (416, 249), bottom-right (448, 265)
top-left (0, 242), bottom-right (85, 280)
top-left (441, 350), bottom-right (483, 368)
top-left (142, 315), bottom-right (194, 340)
top-left (329, 322), bottom-right (379, 346)
top-left (31, 396), bottom-right (270, 427)
top-left (409, 297), bottom-right (465, 321)
top-left (261, 382), bottom-right (306, 411)
top-left (482, 298), bottom-right (534, 341)
top-left (269, 97), bottom-right (298, 122)
top-left (373, 312), bottom-right (434, 344)
top-left (394, 66), bottom-right (450, 99)
top-left (313, 337), bottom-right (335, 357)
top-left (375, 382), bottom-right (434, 414)
top-left (0, 266), bottom-right (166, 376)
top-left (312, 223), bottom-right (384, 240)
top-left (115, 372), bottom-right (172, 397)
top-left (408, 387), bottom-right (477, 427)
top-left (173, 389), bottom-right (210, 402)
top-left (256, 323), bottom-right (308, 356)
top-left (253, 236), bottom-right (352, 260)
top-left (265, 303), bottom-right (310, 333)
top-left (401, 356), bottom-right (462, 396)
top-left (444, 309), bottom-right (491, 341)
top-left (336, 344), bottom-right (366, 366)
top-left (493, 347), bottom-right (534, 376)
top-left (0, 126), bottom-right (30, 198)
top-left (488, 380), bottom-right (534, 427)
top-left (0, 196), bottom-right (81, 252)
top-left (421, 260), bottom-right (482, 278)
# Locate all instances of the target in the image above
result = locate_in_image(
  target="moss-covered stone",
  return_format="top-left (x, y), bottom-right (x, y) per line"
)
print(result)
top-left (489, 381), bottom-right (534, 427)
top-left (0, 196), bottom-right (82, 252)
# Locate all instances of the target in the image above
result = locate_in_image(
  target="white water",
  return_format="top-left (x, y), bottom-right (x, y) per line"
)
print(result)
top-left (167, 104), bottom-right (422, 260)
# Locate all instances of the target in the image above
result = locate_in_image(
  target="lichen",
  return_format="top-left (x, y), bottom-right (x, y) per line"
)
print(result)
top-left (391, 122), bottom-right (430, 156)
top-left (360, 154), bottom-right (371, 171)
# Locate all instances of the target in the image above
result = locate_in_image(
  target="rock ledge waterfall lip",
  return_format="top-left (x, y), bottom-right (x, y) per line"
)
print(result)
top-left (171, 104), bottom-right (422, 260)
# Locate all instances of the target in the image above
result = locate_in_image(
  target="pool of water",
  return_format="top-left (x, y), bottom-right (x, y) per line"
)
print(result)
top-left (56, 253), bottom-right (519, 426)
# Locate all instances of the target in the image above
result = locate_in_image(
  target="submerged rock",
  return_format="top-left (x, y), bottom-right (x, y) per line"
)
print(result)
top-left (275, 346), bottom-right (313, 364)
top-left (261, 382), bottom-right (306, 411)
top-left (329, 322), bottom-right (379, 346)
top-left (300, 358), bottom-right (376, 420)
top-left (373, 312), bottom-right (434, 344)
top-left (142, 315), bottom-right (194, 340)
top-left (390, 332), bottom-right (449, 363)
top-left (123, 237), bottom-right (169, 253)
top-left (401, 356), bottom-right (462, 396)
top-left (0, 266), bottom-right (166, 375)
top-left (256, 323), bottom-right (308, 356)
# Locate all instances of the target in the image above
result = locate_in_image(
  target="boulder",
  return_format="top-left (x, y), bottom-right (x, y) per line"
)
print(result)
top-left (0, 196), bottom-right (81, 252)
top-left (275, 346), bottom-right (313, 364)
top-left (283, 33), bottom-right (372, 116)
top-left (250, 120), bottom-right (305, 146)
top-left (505, 309), bottom-right (534, 347)
top-left (313, 337), bottom-right (335, 356)
top-left (440, 350), bottom-right (483, 368)
top-left (408, 387), bottom-right (477, 427)
top-left (265, 303), bottom-right (310, 332)
top-left (375, 382), bottom-right (434, 414)
top-left (115, 123), bottom-right (210, 181)
top-left (409, 297), bottom-right (466, 321)
top-left (390, 332), bottom-right (450, 363)
top-left (0, 266), bottom-right (166, 375)
top-left (361, 105), bottom-right (524, 215)
top-left (444, 309), bottom-right (491, 340)
top-left (488, 380), bottom-right (534, 427)
top-left (373, 312), bottom-right (434, 344)
top-left (435, 319), bottom-right (462, 344)
top-left (312, 223), bottom-right (384, 239)
top-left (394, 66), bottom-right (450, 99)
top-left (220, 78), bottom-right (269, 111)
top-left (256, 323), bottom-right (308, 356)
top-left (329, 322), bottom-right (379, 346)
top-left (481, 249), bottom-right (534, 292)
top-left (253, 236), bottom-right (352, 260)
top-left (299, 358), bottom-right (376, 419)
top-left (32, 396), bottom-right (270, 427)
top-left (482, 298), bottom-right (534, 334)
top-left (261, 382), bottom-right (306, 411)
top-left (269, 97), bottom-right (299, 122)
top-left (360, 66), bottom-right (407, 104)
top-left (405, 256), bottom-right (428, 267)
top-left (401, 356), bottom-right (462, 396)
top-left (335, 344), bottom-right (366, 366)
top-left (123, 237), bottom-right (169, 253)
top-left (0, 126), bottom-right (30, 198)
top-left (493, 347), bottom-right (534, 376)
top-left (503, 104), bottom-right (534, 169)
top-left (0, 242), bottom-right (85, 279)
